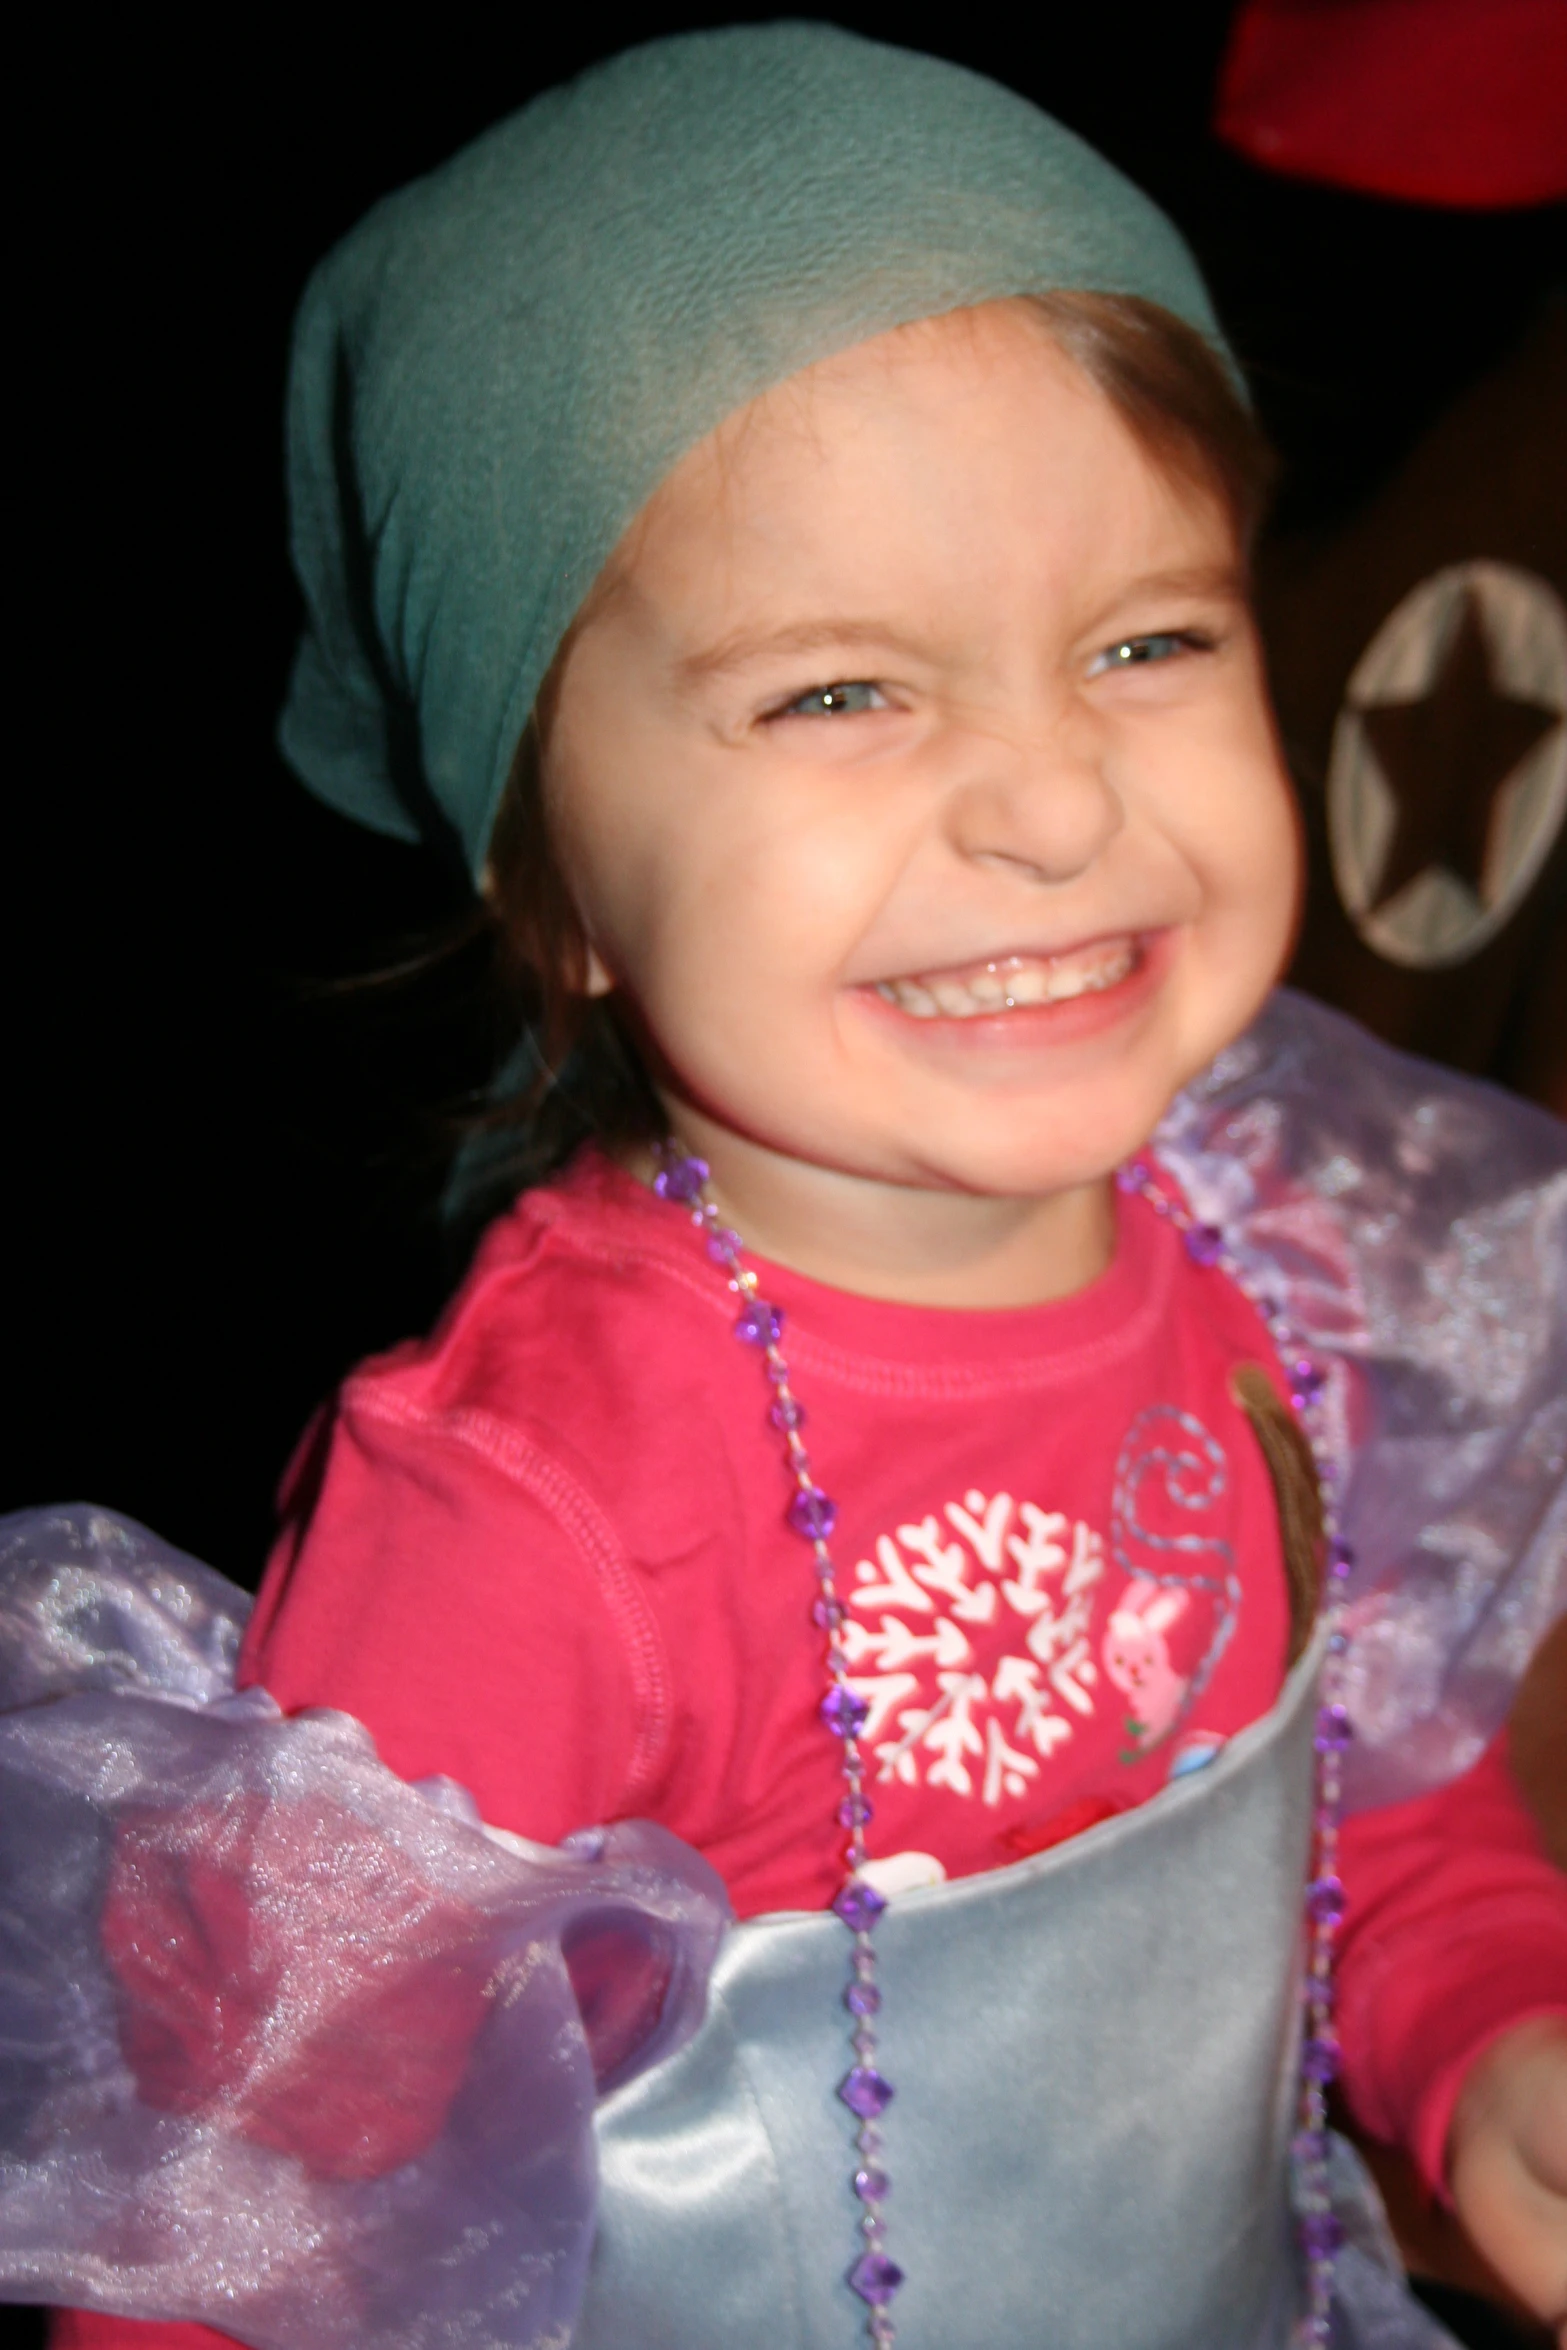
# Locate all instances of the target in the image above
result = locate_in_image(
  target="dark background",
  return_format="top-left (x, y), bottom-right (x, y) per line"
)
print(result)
top-left (7, 4), bottom-right (1562, 1579)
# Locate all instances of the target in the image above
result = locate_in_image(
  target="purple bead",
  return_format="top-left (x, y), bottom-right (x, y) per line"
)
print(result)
top-left (833, 1878), bottom-right (889, 1933)
top-left (705, 1226), bottom-right (741, 1262)
top-left (1292, 2128), bottom-right (1329, 2171)
top-left (854, 2163), bottom-right (890, 2201)
top-left (812, 1596), bottom-right (844, 1631)
top-left (1183, 1222), bottom-right (1225, 1266)
top-left (787, 1485), bottom-right (838, 1540)
top-left (1301, 2035), bottom-right (1339, 2084)
top-left (734, 1298), bottom-right (783, 1346)
top-left (1115, 1161), bottom-right (1145, 1195)
top-left (845, 1979), bottom-right (882, 2016)
top-left (838, 1791), bottom-right (873, 1828)
top-left (839, 2065), bottom-right (895, 2120)
top-left (847, 2251), bottom-right (904, 2307)
top-left (1291, 1358), bottom-right (1326, 1404)
top-left (653, 1155), bottom-right (708, 1204)
top-left (1328, 1537), bottom-right (1355, 1580)
top-left (769, 1394), bottom-right (805, 1431)
top-left (1299, 2211), bottom-right (1343, 2261)
top-left (561, 1826), bottom-right (607, 1861)
top-left (1313, 1703), bottom-right (1352, 1753)
top-left (1306, 1874), bottom-right (1346, 1924)
top-left (820, 1685), bottom-right (869, 1738)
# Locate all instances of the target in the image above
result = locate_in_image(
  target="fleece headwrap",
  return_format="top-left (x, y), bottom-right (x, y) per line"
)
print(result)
top-left (281, 21), bottom-right (1227, 880)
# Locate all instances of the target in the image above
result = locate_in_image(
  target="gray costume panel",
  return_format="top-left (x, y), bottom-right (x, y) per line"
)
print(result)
top-left (582, 1634), bottom-right (1454, 2350)
top-left (585, 1635), bottom-right (1323, 2348)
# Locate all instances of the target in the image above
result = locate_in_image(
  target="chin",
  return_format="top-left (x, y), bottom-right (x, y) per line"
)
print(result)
top-left (939, 1068), bottom-right (1187, 1193)
top-left (900, 1120), bottom-right (1155, 1200)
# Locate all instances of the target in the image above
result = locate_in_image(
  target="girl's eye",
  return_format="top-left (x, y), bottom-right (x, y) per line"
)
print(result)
top-left (773, 680), bottom-right (890, 718)
top-left (1087, 630), bottom-right (1212, 677)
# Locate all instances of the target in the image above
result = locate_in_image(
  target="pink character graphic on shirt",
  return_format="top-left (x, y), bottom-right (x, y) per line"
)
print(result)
top-left (1103, 1576), bottom-right (1213, 1755)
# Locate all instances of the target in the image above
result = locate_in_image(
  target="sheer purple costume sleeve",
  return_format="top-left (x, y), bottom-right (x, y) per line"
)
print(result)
top-left (0, 1505), bottom-right (731, 2348)
top-left (1155, 989), bottom-right (1566, 1810)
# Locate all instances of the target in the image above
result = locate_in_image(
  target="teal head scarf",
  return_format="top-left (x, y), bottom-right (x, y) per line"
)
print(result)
top-left (281, 22), bottom-right (1227, 881)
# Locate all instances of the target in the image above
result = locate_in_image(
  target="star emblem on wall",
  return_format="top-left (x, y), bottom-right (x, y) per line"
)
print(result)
top-left (1359, 591), bottom-right (1559, 910)
top-left (1325, 562), bottom-right (1567, 970)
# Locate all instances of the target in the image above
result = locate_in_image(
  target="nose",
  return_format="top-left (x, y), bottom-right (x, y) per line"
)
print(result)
top-left (942, 703), bottom-right (1124, 885)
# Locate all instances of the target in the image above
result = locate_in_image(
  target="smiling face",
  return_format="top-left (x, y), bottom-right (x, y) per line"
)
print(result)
top-left (544, 300), bottom-right (1299, 1299)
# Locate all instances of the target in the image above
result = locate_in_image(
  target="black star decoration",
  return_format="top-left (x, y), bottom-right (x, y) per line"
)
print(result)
top-left (1358, 591), bottom-right (1561, 912)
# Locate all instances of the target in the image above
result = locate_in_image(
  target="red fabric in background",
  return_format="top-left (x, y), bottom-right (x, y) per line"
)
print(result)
top-left (1214, 0), bottom-right (1567, 209)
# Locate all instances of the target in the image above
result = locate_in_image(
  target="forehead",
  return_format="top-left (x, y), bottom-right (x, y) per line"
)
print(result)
top-left (597, 301), bottom-right (1234, 633)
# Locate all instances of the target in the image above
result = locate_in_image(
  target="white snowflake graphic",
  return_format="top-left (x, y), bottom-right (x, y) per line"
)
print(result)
top-left (847, 1489), bottom-right (1106, 1805)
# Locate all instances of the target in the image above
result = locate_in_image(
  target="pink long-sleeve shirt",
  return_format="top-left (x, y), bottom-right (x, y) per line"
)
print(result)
top-left (56, 1152), bottom-right (1567, 2349)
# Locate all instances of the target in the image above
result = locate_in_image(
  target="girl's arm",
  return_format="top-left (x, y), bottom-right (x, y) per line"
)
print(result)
top-left (1337, 1731), bottom-right (1567, 2190)
top-left (1337, 1730), bottom-right (1567, 2324)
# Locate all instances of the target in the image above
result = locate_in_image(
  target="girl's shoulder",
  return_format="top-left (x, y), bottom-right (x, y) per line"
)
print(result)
top-left (340, 1146), bottom-right (738, 1460)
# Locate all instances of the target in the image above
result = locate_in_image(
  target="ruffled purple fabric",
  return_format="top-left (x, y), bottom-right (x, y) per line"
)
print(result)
top-left (1155, 991), bottom-right (1566, 1810)
top-left (0, 1505), bottom-right (730, 2347)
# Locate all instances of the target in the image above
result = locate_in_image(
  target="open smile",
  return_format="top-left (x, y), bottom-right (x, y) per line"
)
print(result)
top-left (873, 935), bottom-right (1142, 1021)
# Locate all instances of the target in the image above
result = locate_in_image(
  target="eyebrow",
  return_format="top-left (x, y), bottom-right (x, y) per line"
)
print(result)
top-left (674, 618), bottom-right (935, 686)
top-left (673, 566), bottom-right (1248, 687)
top-left (1091, 563), bottom-right (1247, 609)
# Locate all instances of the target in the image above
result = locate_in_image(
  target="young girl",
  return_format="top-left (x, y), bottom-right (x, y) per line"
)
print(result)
top-left (14, 22), bottom-right (1567, 2350)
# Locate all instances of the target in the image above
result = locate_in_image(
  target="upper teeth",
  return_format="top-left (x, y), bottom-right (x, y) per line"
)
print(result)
top-left (876, 940), bottom-right (1136, 1020)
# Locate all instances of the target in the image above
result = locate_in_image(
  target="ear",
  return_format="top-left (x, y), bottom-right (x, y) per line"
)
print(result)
top-left (583, 946), bottom-right (616, 998)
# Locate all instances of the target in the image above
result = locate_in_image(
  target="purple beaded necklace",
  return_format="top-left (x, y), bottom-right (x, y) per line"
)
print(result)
top-left (653, 1141), bottom-right (1352, 2348)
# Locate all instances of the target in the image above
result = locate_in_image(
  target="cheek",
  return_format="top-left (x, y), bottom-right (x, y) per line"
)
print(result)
top-left (1212, 782), bottom-right (1297, 921)
top-left (604, 772), bottom-right (901, 1005)
top-left (1144, 723), bottom-right (1300, 1074)
top-left (1169, 724), bottom-right (1300, 937)
top-left (1233, 781), bottom-right (1301, 954)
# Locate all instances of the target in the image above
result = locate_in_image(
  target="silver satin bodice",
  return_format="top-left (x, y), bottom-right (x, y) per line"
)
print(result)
top-left (582, 1638), bottom-right (1317, 2348)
